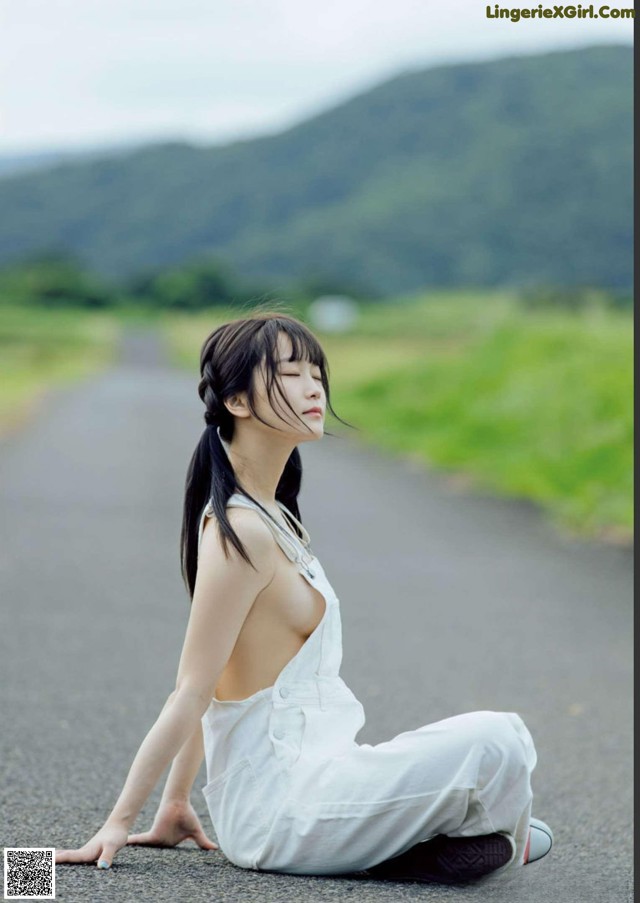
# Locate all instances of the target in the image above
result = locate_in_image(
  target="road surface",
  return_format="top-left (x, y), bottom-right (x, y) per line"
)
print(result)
top-left (0, 327), bottom-right (632, 902)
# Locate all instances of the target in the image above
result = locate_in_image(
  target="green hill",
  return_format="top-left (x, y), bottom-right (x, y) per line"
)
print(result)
top-left (0, 43), bottom-right (631, 295)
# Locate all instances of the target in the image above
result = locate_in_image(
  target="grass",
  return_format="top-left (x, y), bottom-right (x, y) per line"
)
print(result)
top-left (323, 292), bottom-right (633, 544)
top-left (155, 305), bottom-right (239, 371)
top-left (0, 301), bottom-right (121, 437)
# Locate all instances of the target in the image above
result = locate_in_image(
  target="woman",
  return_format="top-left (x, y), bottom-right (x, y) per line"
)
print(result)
top-left (56, 310), bottom-right (553, 884)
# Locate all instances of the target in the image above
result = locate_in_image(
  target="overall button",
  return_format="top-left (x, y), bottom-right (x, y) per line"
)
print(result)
top-left (273, 728), bottom-right (285, 740)
top-left (279, 687), bottom-right (289, 699)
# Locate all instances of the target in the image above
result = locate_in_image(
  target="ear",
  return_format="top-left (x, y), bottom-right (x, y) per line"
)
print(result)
top-left (224, 393), bottom-right (251, 419)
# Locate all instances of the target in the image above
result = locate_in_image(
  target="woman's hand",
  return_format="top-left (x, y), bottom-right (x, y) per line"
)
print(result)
top-left (55, 818), bottom-right (129, 869)
top-left (126, 798), bottom-right (218, 851)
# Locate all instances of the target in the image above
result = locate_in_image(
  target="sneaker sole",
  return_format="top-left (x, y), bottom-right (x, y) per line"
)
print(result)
top-left (365, 833), bottom-right (514, 885)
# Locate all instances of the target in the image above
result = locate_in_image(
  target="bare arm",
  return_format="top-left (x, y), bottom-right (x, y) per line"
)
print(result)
top-left (56, 510), bottom-right (276, 867)
top-left (142, 682), bottom-right (206, 805)
top-left (106, 687), bottom-right (206, 830)
top-left (160, 721), bottom-right (206, 804)
top-left (124, 718), bottom-right (216, 853)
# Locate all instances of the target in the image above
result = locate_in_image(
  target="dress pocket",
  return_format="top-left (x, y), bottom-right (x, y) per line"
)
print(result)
top-left (202, 756), bottom-right (270, 869)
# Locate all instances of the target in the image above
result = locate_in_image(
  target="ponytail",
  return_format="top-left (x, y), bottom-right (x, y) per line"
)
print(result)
top-left (180, 419), bottom-right (304, 602)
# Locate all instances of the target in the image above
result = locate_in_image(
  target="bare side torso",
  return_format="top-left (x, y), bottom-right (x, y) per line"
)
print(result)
top-left (202, 506), bottom-right (326, 703)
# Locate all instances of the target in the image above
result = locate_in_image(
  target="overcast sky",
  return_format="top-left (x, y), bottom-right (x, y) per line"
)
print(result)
top-left (0, 0), bottom-right (633, 154)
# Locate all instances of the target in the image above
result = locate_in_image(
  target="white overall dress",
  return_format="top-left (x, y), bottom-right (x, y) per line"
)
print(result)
top-left (197, 492), bottom-right (537, 876)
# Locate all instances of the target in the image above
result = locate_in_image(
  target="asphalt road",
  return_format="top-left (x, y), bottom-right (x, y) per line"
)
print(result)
top-left (0, 327), bottom-right (633, 903)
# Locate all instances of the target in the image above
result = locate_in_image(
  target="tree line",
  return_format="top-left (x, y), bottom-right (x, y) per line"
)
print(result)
top-left (0, 252), bottom-right (630, 313)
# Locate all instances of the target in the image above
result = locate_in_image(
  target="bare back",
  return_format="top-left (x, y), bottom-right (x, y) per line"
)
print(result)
top-left (201, 501), bottom-right (326, 702)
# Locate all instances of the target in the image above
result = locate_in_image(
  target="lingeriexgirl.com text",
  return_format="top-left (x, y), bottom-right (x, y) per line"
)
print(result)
top-left (486, 4), bottom-right (634, 21)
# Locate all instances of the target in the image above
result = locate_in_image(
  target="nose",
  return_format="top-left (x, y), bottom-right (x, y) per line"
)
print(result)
top-left (305, 376), bottom-right (321, 396)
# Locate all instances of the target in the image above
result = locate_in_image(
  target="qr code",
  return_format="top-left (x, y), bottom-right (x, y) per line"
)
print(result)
top-left (4, 848), bottom-right (55, 899)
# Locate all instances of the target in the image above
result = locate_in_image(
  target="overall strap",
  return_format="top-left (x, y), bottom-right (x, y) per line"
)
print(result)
top-left (198, 496), bottom-right (298, 563)
top-left (226, 493), bottom-right (315, 576)
top-left (225, 494), bottom-right (306, 564)
top-left (274, 500), bottom-right (312, 548)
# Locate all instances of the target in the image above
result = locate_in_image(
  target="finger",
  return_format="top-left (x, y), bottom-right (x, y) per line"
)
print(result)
top-left (56, 849), bottom-right (91, 864)
top-left (189, 828), bottom-right (219, 850)
top-left (126, 833), bottom-right (155, 845)
top-left (126, 837), bottom-right (169, 848)
top-left (96, 846), bottom-right (117, 869)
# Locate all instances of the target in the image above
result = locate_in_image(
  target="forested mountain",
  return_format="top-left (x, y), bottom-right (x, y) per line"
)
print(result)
top-left (0, 43), bottom-right (631, 294)
top-left (0, 142), bottom-right (142, 179)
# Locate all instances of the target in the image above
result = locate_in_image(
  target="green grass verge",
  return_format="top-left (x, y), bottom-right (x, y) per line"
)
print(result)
top-left (327, 292), bottom-right (633, 544)
top-left (0, 302), bottom-right (122, 436)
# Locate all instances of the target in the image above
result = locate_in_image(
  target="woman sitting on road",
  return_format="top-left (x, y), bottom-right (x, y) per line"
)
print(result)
top-left (56, 309), bottom-right (553, 884)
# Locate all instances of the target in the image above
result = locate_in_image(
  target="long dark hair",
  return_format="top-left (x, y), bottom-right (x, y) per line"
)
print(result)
top-left (180, 308), bottom-right (357, 600)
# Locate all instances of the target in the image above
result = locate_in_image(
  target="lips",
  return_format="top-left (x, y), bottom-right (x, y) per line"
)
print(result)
top-left (304, 408), bottom-right (323, 415)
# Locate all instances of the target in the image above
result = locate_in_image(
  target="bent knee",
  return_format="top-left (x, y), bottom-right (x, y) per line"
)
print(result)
top-left (465, 711), bottom-right (532, 765)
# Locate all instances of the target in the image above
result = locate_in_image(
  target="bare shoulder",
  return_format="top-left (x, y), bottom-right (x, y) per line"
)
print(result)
top-left (226, 506), bottom-right (277, 553)
top-left (200, 503), bottom-right (276, 579)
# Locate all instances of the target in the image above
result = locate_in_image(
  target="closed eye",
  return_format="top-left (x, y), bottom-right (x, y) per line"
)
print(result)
top-left (282, 372), bottom-right (323, 380)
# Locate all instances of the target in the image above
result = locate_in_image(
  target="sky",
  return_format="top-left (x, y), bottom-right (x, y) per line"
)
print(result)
top-left (0, 0), bottom-right (633, 155)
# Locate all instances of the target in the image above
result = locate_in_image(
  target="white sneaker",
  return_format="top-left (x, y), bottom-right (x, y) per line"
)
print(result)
top-left (524, 817), bottom-right (553, 864)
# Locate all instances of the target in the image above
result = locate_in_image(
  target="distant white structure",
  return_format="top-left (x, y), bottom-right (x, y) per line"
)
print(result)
top-left (307, 295), bottom-right (360, 332)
